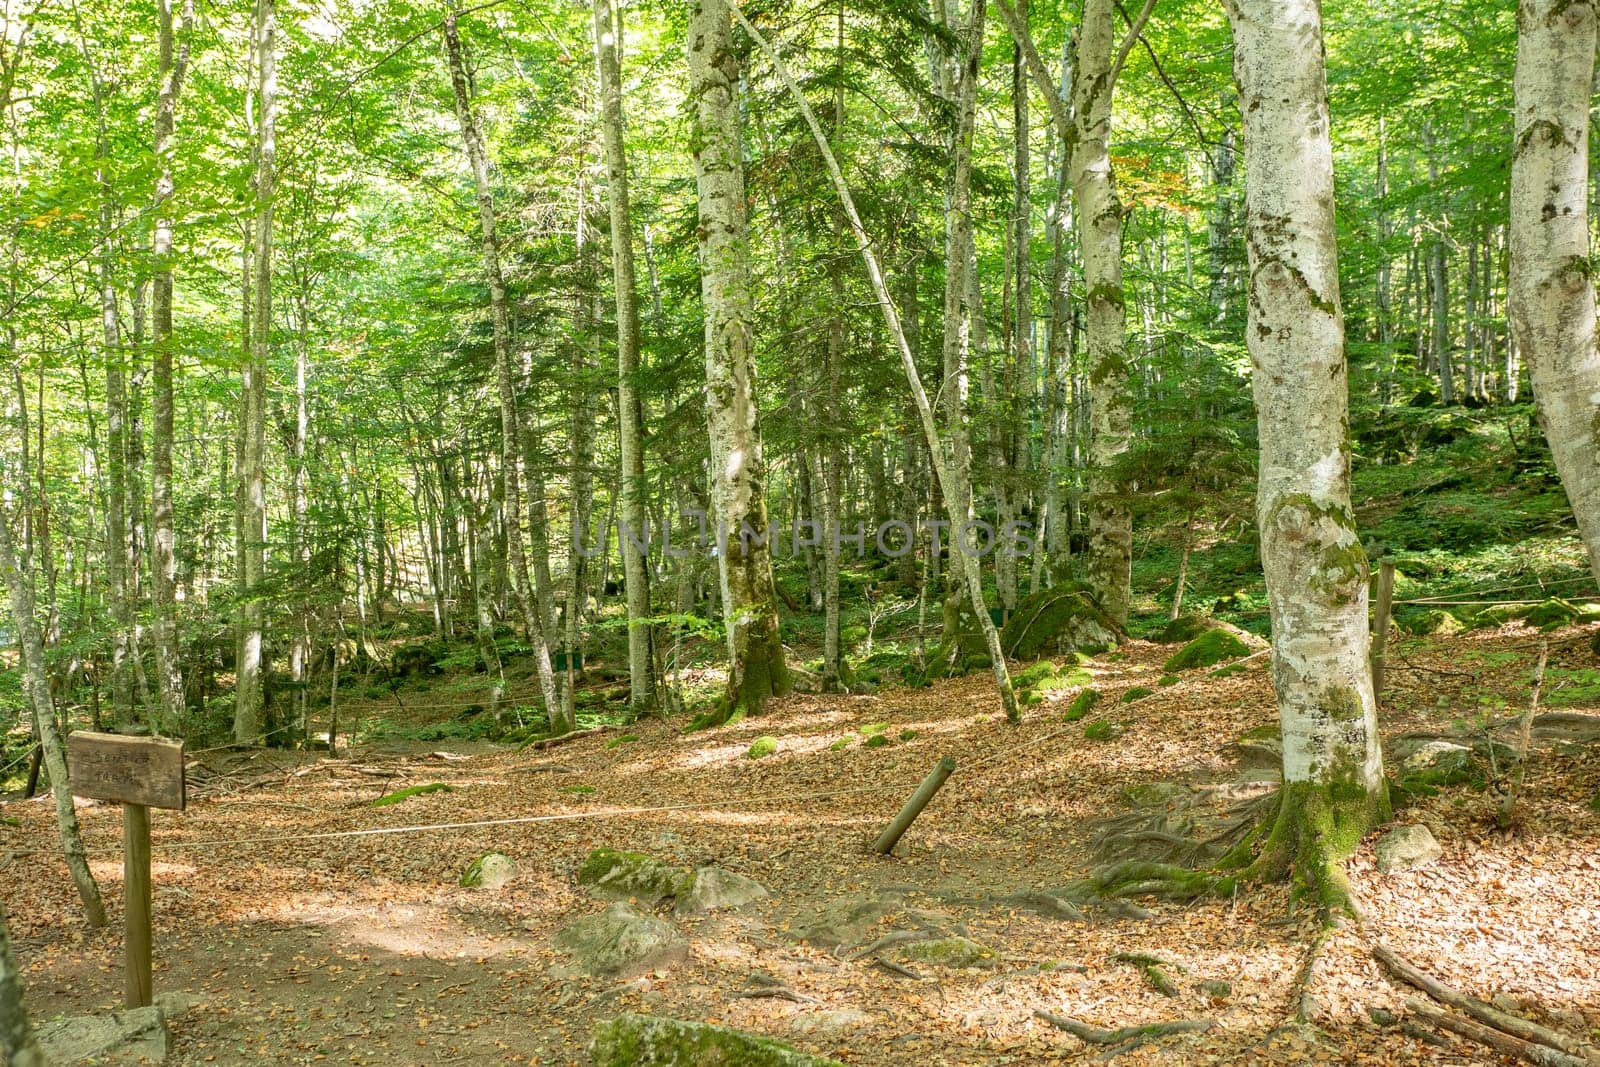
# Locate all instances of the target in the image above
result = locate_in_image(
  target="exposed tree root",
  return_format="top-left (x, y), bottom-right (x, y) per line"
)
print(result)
top-left (1110, 952), bottom-right (1184, 997)
top-left (1034, 1009), bottom-right (1213, 1056)
top-left (1373, 943), bottom-right (1600, 1065)
top-left (1405, 998), bottom-right (1594, 1067)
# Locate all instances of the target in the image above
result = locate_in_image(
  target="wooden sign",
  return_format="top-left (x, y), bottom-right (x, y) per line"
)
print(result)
top-left (67, 732), bottom-right (186, 812)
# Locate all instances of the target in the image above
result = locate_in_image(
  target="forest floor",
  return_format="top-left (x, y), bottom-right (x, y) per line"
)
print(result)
top-left (3, 624), bottom-right (1600, 1065)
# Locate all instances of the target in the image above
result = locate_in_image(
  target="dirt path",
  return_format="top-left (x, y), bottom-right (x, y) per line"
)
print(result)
top-left (4, 634), bottom-right (1598, 1064)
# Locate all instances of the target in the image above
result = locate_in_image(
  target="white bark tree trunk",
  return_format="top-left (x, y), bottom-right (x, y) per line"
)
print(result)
top-left (1227, 0), bottom-right (1388, 909)
top-left (0, 495), bottom-right (107, 927)
top-left (1509, 0), bottom-right (1600, 586)
top-left (688, 0), bottom-right (789, 721)
top-left (1073, 0), bottom-right (1132, 629)
top-left (592, 0), bottom-right (659, 713)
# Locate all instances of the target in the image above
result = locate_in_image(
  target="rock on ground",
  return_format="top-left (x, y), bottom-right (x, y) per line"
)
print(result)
top-left (590, 1013), bottom-right (847, 1066)
top-left (1375, 824), bottom-right (1443, 873)
top-left (898, 936), bottom-right (998, 969)
top-left (36, 1005), bottom-right (169, 1064)
top-left (552, 902), bottom-right (689, 977)
top-left (460, 850), bottom-right (517, 888)
top-left (578, 848), bottom-right (690, 904)
top-left (675, 866), bottom-right (769, 916)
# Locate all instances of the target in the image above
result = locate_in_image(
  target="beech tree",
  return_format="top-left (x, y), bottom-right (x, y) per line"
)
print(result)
top-left (0, 902), bottom-right (44, 1067)
top-left (1226, 0), bottom-right (1388, 908)
top-left (1508, 0), bottom-right (1600, 585)
top-left (688, 0), bottom-right (789, 720)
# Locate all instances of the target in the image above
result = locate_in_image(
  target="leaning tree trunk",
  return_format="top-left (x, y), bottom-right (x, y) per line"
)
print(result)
top-left (1227, 0), bottom-right (1388, 913)
top-left (0, 503), bottom-right (107, 928)
top-left (1073, 0), bottom-right (1132, 629)
top-left (1508, 0), bottom-right (1600, 587)
top-left (592, 0), bottom-right (658, 714)
top-left (234, 0), bottom-right (274, 743)
top-left (0, 902), bottom-right (45, 1067)
top-left (442, 9), bottom-right (564, 730)
top-left (688, 0), bottom-right (789, 721)
top-left (149, 0), bottom-right (194, 736)
top-left (730, 4), bottom-right (1018, 723)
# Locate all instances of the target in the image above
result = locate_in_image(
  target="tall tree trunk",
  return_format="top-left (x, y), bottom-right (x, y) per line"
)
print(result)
top-left (0, 499), bottom-right (107, 927)
top-left (1227, 0), bottom-right (1388, 912)
top-left (1208, 125), bottom-right (1237, 322)
top-left (820, 1), bottom-right (846, 690)
top-left (688, 0), bottom-right (789, 721)
top-left (1509, 0), bottom-right (1600, 584)
top-left (149, 0), bottom-right (194, 736)
top-left (564, 159), bottom-right (601, 725)
top-left (0, 903), bottom-right (45, 1067)
top-left (1073, 0), bottom-right (1132, 629)
top-left (1424, 121), bottom-right (1454, 404)
top-left (938, 0), bottom-right (986, 639)
top-left (442, 9), bottom-right (564, 729)
top-left (591, 0), bottom-right (658, 714)
top-left (234, 0), bottom-right (274, 743)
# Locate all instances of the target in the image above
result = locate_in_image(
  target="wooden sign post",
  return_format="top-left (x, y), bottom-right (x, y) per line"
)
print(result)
top-left (66, 732), bottom-right (185, 1009)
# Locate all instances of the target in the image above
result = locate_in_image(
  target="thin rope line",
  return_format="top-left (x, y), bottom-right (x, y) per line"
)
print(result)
top-left (4, 782), bottom-right (891, 858)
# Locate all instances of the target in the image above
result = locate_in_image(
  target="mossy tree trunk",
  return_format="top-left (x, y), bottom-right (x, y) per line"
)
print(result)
top-left (593, 0), bottom-right (660, 715)
top-left (1508, 0), bottom-right (1600, 588)
top-left (1227, 0), bottom-right (1388, 912)
top-left (688, 0), bottom-right (789, 720)
top-left (1073, 0), bottom-right (1132, 629)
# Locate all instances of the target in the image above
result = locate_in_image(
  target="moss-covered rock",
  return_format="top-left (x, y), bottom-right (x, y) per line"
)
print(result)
top-left (829, 736), bottom-right (853, 751)
top-left (1121, 781), bottom-right (1189, 807)
top-left (460, 851), bottom-right (517, 888)
top-left (1391, 738), bottom-right (1478, 795)
top-left (863, 733), bottom-right (890, 749)
top-left (1013, 661), bottom-right (1059, 688)
top-left (1397, 608), bottom-right (1466, 636)
top-left (1083, 719), bottom-right (1117, 741)
top-left (590, 1013), bottom-right (846, 1066)
top-left (1036, 667), bottom-right (1094, 693)
top-left (1063, 689), bottom-right (1100, 722)
top-left (1157, 674), bottom-right (1180, 687)
top-left (1157, 614), bottom-right (1214, 644)
top-left (1522, 597), bottom-right (1581, 631)
top-left (999, 582), bottom-right (1123, 660)
top-left (747, 736), bottom-right (778, 760)
top-left (577, 848), bottom-right (690, 904)
top-left (1164, 627), bottom-right (1252, 672)
top-left (899, 936), bottom-right (998, 969)
top-left (1121, 686), bottom-right (1155, 704)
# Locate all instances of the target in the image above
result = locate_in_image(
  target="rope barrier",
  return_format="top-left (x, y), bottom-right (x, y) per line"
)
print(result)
top-left (3, 781), bottom-right (890, 858)
top-left (1395, 574), bottom-right (1596, 606)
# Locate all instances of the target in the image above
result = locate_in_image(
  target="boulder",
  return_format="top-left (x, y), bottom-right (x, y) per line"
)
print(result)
top-left (1392, 738), bottom-right (1477, 793)
top-left (591, 1013), bottom-right (846, 1066)
top-left (1164, 625), bottom-right (1259, 672)
top-left (1157, 614), bottom-right (1215, 644)
top-left (36, 1005), bottom-right (169, 1064)
top-left (1000, 583), bottom-right (1123, 661)
top-left (675, 867), bottom-right (769, 916)
top-left (1233, 723), bottom-right (1283, 769)
top-left (1522, 597), bottom-right (1580, 631)
top-left (460, 851), bottom-right (517, 889)
top-left (1397, 609), bottom-right (1466, 637)
top-left (1375, 824), bottom-right (1442, 873)
top-left (578, 848), bottom-right (690, 904)
top-left (785, 895), bottom-right (898, 949)
top-left (552, 902), bottom-right (689, 977)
